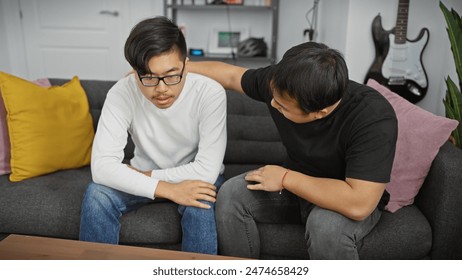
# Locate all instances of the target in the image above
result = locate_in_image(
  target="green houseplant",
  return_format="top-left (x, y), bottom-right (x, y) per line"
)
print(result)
top-left (440, 1), bottom-right (462, 148)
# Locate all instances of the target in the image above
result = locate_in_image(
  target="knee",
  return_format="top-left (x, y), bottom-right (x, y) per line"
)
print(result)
top-left (215, 174), bottom-right (247, 219)
top-left (82, 182), bottom-right (115, 211)
top-left (217, 174), bottom-right (247, 199)
top-left (182, 202), bottom-right (215, 222)
top-left (305, 207), bottom-right (347, 247)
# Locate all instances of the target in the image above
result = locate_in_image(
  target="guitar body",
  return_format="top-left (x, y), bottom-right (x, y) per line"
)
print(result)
top-left (364, 14), bottom-right (429, 103)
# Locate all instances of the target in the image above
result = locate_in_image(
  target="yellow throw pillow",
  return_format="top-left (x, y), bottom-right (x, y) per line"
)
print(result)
top-left (0, 72), bottom-right (94, 182)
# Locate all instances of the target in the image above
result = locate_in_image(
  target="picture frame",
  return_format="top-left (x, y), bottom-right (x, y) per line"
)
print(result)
top-left (207, 28), bottom-right (249, 54)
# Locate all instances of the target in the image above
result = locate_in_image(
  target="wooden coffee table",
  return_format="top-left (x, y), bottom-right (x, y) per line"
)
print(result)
top-left (0, 234), bottom-right (243, 260)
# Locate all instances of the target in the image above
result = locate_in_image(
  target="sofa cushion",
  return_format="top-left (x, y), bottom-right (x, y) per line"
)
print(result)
top-left (0, 73), bottom-right (94, 181)
top-left (0, 166), bottom-right (182, 246)
top-left (0, 166), bottom-right (92, 239)
top-left (0, 78), bottom-right (51, 176)
top-left (358, 205), bottom-right (432, 259)
top-left (366, 79), bottom-right (459, 212)
top-left (258, 205), bottom-right (431, 259)
top-left (119, 201), bottom-right (182, 246)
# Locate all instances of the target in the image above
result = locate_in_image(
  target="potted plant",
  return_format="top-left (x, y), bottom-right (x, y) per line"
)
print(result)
top-left (440, 1), bottom-right (462, 148)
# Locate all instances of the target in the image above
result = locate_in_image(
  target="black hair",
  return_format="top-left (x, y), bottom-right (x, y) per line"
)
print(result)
top-left (124, 16), bottom-right (187, 75)
top-left (270, 42), bottom-right (349, 113)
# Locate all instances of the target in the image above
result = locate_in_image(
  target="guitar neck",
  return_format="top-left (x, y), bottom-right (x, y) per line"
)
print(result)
top-left (395, 0), bottom-right (409, 44)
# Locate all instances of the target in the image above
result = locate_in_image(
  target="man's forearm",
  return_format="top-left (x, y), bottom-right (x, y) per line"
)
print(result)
top-left (126, 164), bottom-right (151, 177)
top-left (189, 61), bottom-right (247, 93)
top-left (283, 170), bottom-right (385, 221)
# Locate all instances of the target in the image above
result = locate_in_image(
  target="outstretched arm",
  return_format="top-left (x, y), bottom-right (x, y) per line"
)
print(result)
top-left (188, 61), bottom-right (248, 93)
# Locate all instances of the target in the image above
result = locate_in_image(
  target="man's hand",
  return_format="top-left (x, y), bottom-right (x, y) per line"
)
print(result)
top-left (156, 180), bottom-right (217, 209)
top-left (126, 164), bottom-right (216, 209)
top-left (245, 165), bottom-right (287, 193)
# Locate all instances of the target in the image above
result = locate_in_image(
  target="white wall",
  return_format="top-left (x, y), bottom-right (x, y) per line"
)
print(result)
top-left (277, 0), bottom-right (318, 60)
top-left (317, 0), bottom-right (349, 55)
top-left (0, 1), bottom-right (10, 72)
top-left (277, 0), bottom-right (349, 60)
top-left (341, 0), bottom-right (461, 115)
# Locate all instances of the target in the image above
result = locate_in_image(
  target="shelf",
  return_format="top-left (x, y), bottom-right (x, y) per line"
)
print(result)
top-left (165, 0), bottom-right (279, 66)
top-left (167, 4), bottom-right (273, 11)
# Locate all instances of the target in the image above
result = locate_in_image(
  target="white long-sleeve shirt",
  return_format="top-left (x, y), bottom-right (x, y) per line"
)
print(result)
top-left (91, 73), bottom-right (227, 199)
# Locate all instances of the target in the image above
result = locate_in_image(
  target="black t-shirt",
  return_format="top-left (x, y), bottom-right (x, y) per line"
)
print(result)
top-left (241, 67), bottom-right (397, 209)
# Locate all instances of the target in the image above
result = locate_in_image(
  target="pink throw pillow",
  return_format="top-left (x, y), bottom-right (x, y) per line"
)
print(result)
top-left (0, 78), bottom-right (52, 175)
top-left (366, 79), bottom-right (459, 212)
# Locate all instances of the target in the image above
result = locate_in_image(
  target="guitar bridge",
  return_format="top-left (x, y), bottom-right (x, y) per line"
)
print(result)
top-left (388, 76), bottom-right (405, 85)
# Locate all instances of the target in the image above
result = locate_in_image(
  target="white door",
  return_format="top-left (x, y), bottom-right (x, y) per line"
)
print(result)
top-left (19, 0), bottom-right (130, 80)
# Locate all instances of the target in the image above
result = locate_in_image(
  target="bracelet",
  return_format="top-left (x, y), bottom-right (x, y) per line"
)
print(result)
top-left (280, 169), bottom-right (290, 194)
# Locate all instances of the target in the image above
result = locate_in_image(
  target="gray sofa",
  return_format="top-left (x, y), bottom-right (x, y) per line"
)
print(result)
top-left (1, 78), bottom-right (462, 259)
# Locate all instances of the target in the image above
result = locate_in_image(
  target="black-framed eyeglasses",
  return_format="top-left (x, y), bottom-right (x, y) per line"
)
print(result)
top-left (137, 61), bottom-right (185, 87)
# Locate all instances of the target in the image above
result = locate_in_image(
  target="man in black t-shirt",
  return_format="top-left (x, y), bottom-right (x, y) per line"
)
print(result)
top-left (189, 42), bottom-right (397, 259)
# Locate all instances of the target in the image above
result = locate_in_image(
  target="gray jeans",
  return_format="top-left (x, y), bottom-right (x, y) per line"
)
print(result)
top-left (215, 173), bottom-right (382, 259)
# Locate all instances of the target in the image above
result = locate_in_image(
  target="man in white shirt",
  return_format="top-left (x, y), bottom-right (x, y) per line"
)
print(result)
top-left (79, 16), bottom-right (227, 255)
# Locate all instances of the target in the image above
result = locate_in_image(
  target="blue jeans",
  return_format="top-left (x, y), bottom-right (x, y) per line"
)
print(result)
top-left (79, 175), bottom-right (225, 255)
top-left (215, 173), bottom-right (382, 259)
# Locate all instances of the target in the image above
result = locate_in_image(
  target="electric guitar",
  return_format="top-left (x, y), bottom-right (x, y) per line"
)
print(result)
top-left (364, 0), bottom-right (429, 103)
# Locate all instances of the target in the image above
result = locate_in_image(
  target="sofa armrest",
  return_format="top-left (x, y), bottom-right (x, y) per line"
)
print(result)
top-left (415, 141), bottom-right (462, 259)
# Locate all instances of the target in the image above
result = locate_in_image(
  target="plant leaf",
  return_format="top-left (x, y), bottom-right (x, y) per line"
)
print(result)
top-left (441, 2), bottom-right (462, 147)
top-left (445, 77), bottom-right (462, 116)
top-left (440, 2), bottom-right (462, 88)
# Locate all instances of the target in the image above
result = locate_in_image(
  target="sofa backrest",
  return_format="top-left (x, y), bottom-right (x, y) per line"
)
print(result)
top-left (224, 91), bottom-right (285, 178)
top-left (49, 79), bottom-right (286, 179)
